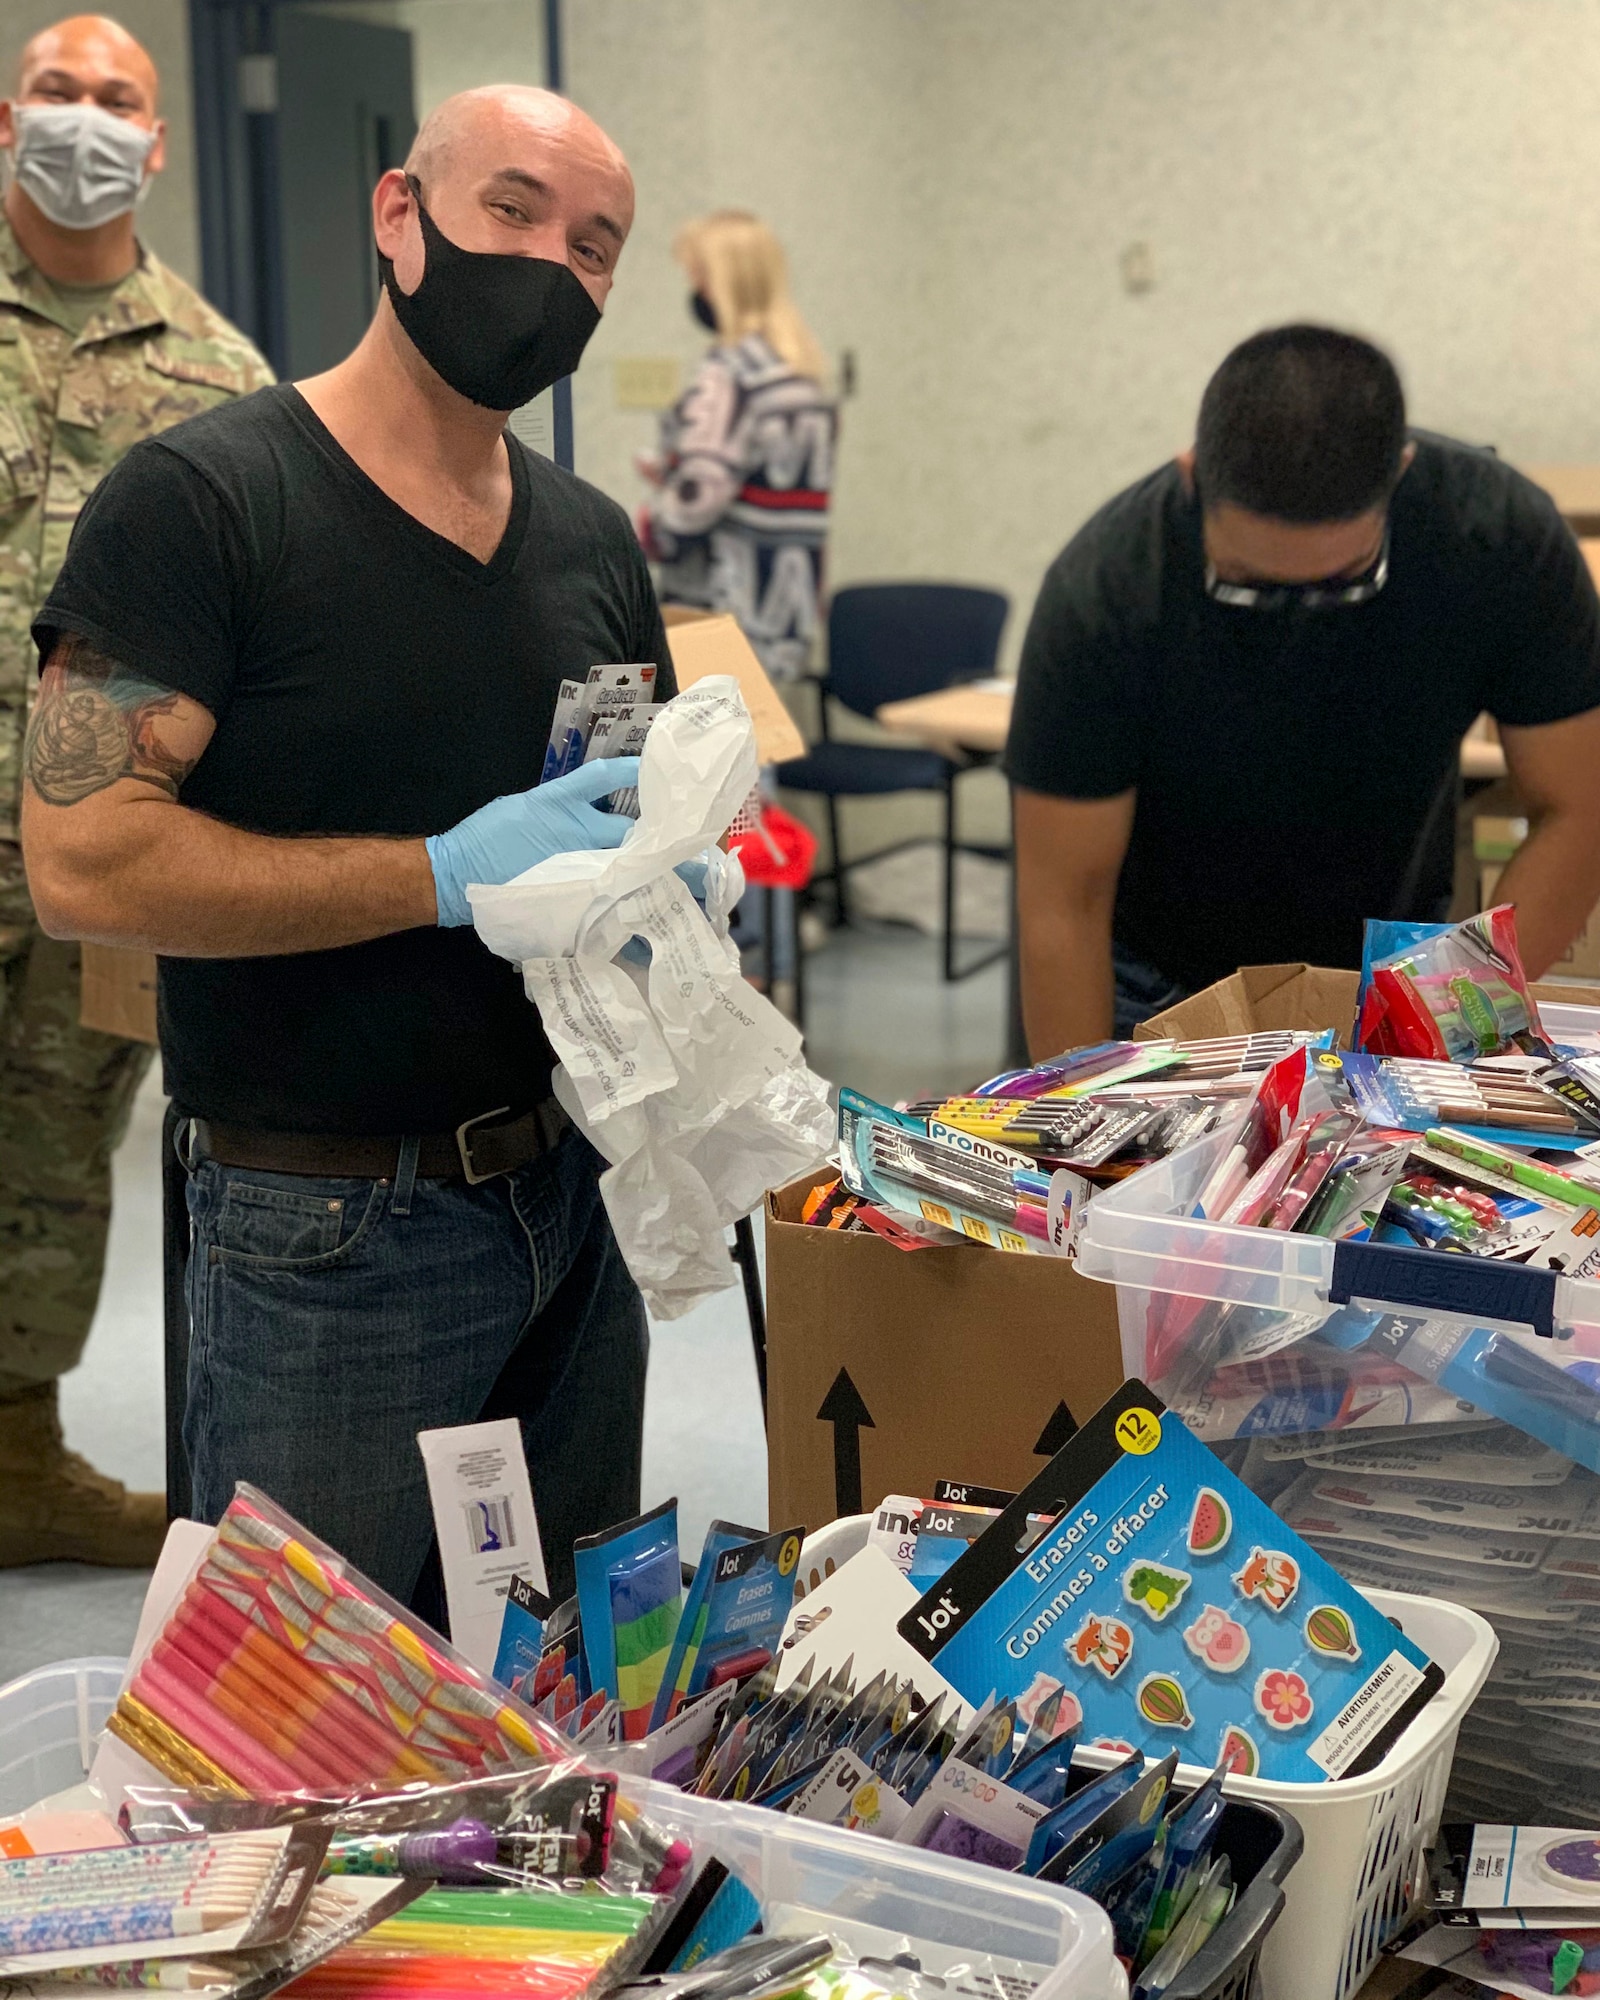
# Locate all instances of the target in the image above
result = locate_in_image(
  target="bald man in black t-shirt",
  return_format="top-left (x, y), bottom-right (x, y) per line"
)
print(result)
top-left (1007, 325), bottom-right (1600, 1059)
top-left (20, 85), bottom-right (669, 1603)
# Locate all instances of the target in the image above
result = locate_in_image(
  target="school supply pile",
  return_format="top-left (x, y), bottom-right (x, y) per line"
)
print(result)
top-left (1392, 1821), bottom-right (1600, 1998)
top-left (1210, 1421), bottom-right (1600, 1827)
top-left (810, 1033), bottom-right (1328, 1259)
top-left (471, 677), bottom-right (833, 1320)
top-left (1078, 910), bottom-right (1600, 1479)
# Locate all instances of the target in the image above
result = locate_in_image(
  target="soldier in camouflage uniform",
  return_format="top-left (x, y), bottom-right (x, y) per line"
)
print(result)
top-left (0, 15), bottom-right (271, 1565)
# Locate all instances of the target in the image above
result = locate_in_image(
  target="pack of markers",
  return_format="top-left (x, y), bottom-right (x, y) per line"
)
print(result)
top-left (819, 1030), bottom-right (1328, 1258)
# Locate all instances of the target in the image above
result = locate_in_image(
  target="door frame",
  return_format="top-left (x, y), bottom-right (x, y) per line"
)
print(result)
top-left (187, 0), bottom-right (573, 469)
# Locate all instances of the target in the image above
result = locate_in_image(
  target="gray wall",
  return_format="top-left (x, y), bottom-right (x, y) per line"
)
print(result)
top-left (567, 0), bottom-right (1600, 663)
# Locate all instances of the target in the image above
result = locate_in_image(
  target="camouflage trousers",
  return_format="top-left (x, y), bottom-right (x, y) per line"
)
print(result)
top-left (0, 842), bottom-right (153, 1395)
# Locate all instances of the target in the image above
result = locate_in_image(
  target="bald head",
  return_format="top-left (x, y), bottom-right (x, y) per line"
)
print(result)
top-left (407, 86), bottom-right (627, 197)
top-left (375, 83), bottom-right (634, 314)
top-left (15, 14), bottom-right (158, 117)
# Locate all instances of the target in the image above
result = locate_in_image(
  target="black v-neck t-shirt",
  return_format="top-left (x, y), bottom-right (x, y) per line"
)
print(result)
top-left (35, 383), bottom-right (674, 1133)
top-left (1005, 435), bottom-right (1600, 990)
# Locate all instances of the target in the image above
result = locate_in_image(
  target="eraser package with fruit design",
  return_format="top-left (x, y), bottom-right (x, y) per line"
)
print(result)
top-left (897, 1380), bottom-right (1444, 1783)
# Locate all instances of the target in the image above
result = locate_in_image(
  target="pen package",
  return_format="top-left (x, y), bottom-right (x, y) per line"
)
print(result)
top-left (837, 1088), bottom-right (1083, 1258)
top-left (575, 1498), bottom-right (683, 1740)
top-left (1307, 1312), bottom-right (1600, 1478)
top-left (898, 1380), bottom-right (1443, 1783)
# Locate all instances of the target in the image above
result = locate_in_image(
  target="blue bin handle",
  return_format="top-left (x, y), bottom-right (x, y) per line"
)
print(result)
top-left (1329, 1238), bottom-right (1557, 1337)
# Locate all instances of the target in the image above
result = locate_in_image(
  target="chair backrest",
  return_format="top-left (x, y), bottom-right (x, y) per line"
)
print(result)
top-left (824, 583), bottom-right (1009, 719)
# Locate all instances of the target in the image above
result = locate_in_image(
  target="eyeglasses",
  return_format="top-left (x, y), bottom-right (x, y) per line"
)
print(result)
top-left (1204, 526), bottom-right (1391, 611)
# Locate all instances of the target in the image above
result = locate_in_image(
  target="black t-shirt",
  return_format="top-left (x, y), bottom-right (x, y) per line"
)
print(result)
top-left (1004, 435), bottom-right (1600, 991)
top-left (35, 384), bottom-right (674, 1133)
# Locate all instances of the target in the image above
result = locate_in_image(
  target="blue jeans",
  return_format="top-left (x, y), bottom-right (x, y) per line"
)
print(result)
top-left (183, 1128), bottom-right (647, 1606)
top-left (1113, 945), bottom-right (1189, 1037)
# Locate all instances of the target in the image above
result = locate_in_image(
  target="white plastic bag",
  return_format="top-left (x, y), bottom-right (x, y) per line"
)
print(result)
top-left (468, 677), bottom-right (833, 1318)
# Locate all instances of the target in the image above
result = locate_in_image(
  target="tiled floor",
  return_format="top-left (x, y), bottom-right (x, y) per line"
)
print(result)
top-left (0, 921), bottom-right (1008, 1684)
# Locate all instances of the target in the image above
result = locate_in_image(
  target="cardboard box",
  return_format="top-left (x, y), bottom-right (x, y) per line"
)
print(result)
top-left (79, 942), bottom-right (158, 1044)
top-left (1139, 961), bottom-right (1599, 1044)
top-left (662, 608), bottom-right (806, 764)
top-left (764, 1170), bottom-right (1125, 1536)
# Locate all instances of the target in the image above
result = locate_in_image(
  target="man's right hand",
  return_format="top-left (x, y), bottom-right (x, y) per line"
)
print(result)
top-left (425, 758), bottom-right (642, 927)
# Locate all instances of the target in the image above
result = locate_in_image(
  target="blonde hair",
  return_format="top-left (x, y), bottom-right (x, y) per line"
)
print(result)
top-left (673, 210), bottom-right (825, 383)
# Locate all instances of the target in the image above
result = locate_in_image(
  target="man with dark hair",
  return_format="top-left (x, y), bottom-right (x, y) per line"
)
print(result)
top-left (1008, 323), bottom-right (1600, 1057)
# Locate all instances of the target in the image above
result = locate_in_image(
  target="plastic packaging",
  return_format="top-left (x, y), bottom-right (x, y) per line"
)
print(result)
top-left (470, 678), bottom-right (833, 1320)
top-left (109, 1485), bottom-right (565, 1794)
top-left (575, 1500), bottom-right (683, 1742)
top-left (898, 1383), bottom-right (1443, 1785)
top-left (651, 1526), bottom-right (803, 1732)
top-left (1356, 906), bottom-right (1552, 1061)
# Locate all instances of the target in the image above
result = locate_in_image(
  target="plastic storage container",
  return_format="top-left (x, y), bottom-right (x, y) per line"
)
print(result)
top-left (1075, 998), bottom-right (1600, 1448)
top-left (638, 1778), bottom-right (1125, 2000)
top-left (796, 1518), bottom-right (1495, 2000)
top-left (0, 1657), bottom-right (126, 1817)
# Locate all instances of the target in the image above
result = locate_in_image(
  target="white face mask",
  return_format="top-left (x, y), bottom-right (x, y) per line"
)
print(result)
top-left (9, 102), bottom-right (156, 230)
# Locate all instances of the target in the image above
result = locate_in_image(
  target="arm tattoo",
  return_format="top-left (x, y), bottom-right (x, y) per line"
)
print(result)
top-left (25, 633), bottom-right (199, 807)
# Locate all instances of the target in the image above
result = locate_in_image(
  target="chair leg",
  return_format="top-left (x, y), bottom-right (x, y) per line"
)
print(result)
top-left (825, 794), bottom-right (849, 927)
top-left (790, 887), bottom-right (807, 1040)
top-left (942, 768), bottom-right (958, 982)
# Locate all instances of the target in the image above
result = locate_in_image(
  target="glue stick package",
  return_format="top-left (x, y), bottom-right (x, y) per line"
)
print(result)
top-left (1356, 906), bottom-right (1551, 1061)
top-left (898, 1381), bottom-right (1444, 1784)
top-left (574, 1498), bottom-right (682, 1740)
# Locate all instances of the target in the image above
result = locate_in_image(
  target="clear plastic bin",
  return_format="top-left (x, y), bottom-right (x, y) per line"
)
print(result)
top-left (0, 1658), bottom-right (127, 1817)
top-left (634, 1779), bottom-right (1126, 2000)
top-left (1075, 1104), bottom-right (1600, 1465)
top-left (798, 1519), bottom-right (1495, 2000)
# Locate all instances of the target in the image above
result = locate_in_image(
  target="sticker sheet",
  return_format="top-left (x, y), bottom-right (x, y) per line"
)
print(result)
top-left (898, 1381), bottom-right (1444, 1783)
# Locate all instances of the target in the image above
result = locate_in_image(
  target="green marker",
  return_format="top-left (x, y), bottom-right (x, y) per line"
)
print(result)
top-left (1424, 1127), bottom-right (1595, 1206)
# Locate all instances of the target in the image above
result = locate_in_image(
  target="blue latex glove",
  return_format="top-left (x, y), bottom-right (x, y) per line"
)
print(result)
top-left (426, 758), bottom-right (641, 928)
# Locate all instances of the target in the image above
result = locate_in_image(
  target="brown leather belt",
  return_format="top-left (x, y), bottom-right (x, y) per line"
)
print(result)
top-left (191, 1101), bottom-right (570, 1185)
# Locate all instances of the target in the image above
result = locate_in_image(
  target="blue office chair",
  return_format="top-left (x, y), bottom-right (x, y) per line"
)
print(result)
top-left (776, 582), bottom-right (1009, 980)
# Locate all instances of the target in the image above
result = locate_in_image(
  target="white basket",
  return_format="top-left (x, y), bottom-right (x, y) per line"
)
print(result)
top-left (636, 1774), bottom-right (1125, 2000)
top-left (797, 1519), bottom-right (1496, 2000)
top-left (0, 1658), bottom-right (127, 1817)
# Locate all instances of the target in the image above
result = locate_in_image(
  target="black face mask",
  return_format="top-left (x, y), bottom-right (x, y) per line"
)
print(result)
top-left (689, 290), bottom-right (719, 333)
top-left (378, 180), bottom-right (601, 410)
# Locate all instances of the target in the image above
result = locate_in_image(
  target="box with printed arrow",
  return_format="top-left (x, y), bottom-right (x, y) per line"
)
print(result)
top-left (763, 1170), bottom-right (1126, 1535)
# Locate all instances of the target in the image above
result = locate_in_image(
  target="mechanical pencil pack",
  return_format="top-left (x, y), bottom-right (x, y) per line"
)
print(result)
top-left (651, 1523), bottom-right (804, 1731)
top-left (575, 1498), bottom-right (683, 1741)
top-left (897, 1380), bottom-right (1444, 1782)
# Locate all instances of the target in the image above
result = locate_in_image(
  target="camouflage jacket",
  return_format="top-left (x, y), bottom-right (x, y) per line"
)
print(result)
top-left (0, 214), bottom-right (273, 840)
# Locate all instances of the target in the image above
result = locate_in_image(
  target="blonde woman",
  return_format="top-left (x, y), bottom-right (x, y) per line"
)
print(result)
top-left (638, 211), bottom-right (837, 682)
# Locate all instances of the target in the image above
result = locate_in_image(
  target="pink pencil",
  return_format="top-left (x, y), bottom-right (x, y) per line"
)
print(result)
top-left (160, 1615), bottom-right (368, 1790)
top-left (132, 1650), bottom-right (306, 1794)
